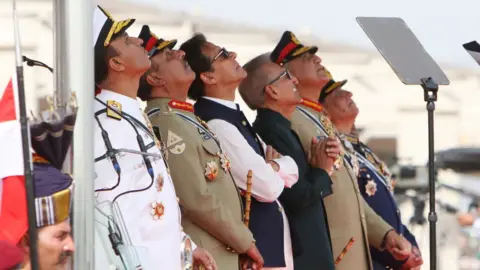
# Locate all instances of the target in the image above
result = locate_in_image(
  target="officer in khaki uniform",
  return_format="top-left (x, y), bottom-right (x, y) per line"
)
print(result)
top-left (269, 31), bottom-right (412, 270)
top-left (136, 26), bottom-right (256, 270)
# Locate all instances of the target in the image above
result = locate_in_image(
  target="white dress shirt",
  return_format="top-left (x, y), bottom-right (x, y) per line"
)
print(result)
top-left (202, 96), bottom-right (298, 270)
top-left (93, 90), bottom-right (193, 270)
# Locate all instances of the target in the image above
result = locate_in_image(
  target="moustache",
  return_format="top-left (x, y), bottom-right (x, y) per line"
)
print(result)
top-left (58, 251), bottom-right (73, 264)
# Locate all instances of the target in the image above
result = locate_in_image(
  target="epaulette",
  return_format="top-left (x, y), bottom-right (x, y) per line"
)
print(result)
top-left (106, 100), bottom-right (122, 120)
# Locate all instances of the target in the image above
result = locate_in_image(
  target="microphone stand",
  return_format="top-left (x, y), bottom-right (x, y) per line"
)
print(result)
top-left (12, 1), bottom-right (39, 269)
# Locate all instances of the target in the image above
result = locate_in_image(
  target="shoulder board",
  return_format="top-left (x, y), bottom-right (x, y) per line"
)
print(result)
top-left (106, 100), bottom-right (122, 120)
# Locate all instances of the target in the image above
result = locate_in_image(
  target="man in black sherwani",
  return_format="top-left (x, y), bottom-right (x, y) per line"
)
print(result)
top-left (238, 53), bottom-right (341, 270)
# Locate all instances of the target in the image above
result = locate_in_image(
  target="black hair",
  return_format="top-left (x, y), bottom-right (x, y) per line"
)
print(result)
top-left (179, 33), bottom-right (213, 100)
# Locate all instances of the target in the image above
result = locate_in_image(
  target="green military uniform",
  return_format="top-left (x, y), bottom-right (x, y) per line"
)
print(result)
top-left (145, 98), bottom-right (253, 270)
top-left (269, 31), bottom-right (393, 270)
top-left (291, 99), bottom-right (392, 270)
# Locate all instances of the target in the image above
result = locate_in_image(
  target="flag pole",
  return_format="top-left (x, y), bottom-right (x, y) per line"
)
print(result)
top-left (12, 0), bottom-right (39, 269)
top-left (67, 0), bottom-right (95, 268)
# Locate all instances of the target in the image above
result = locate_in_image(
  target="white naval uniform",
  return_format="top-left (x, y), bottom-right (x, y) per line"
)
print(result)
top-left (94, 90), bottom-right (191, 270)
top-left (203, 97), bottom-right (298, 270)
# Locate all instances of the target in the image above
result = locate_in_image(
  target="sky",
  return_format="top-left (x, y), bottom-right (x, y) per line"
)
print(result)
top-left (131, 0), bottom-right (480, 69)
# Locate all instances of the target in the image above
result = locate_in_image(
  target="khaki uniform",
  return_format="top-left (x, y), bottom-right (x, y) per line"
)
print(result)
top-left (290, 102), bottom-right (392, 270)
top-left (145, 98), bottom-right (253, 270)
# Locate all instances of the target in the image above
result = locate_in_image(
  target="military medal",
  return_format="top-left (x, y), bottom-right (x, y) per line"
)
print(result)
top-left (156, 174), bottom-right (164, 192)
top-left (333, 156), bottom-right (343, 171)
top-left (196, 116), bottom-right (232, 172)
top-left (151, 201), bottom-right (165, 220)
top-left (365, 179), bottom-right (377, 197)
top-left (204, 161), bottom-right (219, 181)
top-left (218, 152), bottom-right (231, 172)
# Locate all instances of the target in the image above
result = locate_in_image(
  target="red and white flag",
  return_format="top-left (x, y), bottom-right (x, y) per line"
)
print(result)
top-left (0, 75), bottom-right (24, 179)
top-left (0, 75), bottom-right (28, 244)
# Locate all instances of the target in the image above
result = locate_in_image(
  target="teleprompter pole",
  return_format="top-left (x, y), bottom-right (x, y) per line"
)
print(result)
top-left (420, 77), bottom-right (438, 270)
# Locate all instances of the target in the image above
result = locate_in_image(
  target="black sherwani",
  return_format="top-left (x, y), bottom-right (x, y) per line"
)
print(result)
top-left (253, 108), bottom-right (335, 270)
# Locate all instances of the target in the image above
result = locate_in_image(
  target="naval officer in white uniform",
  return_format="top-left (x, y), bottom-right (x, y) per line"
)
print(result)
top-left (91, 6), bottom-right (216, 270)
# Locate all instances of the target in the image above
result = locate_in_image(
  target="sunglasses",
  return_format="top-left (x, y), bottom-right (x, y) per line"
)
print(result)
top-left (211, 47), bottom-right (230, 63)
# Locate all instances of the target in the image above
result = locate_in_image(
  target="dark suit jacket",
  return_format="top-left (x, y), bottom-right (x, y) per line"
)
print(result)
top-left (253, 108), bottom-right (335, 270)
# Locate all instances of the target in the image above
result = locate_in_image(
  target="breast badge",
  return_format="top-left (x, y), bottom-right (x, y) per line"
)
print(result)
top-left (151, 201), bottom-right (165, 220)
top-left (365, 179), bottom-right (377, 197)
top-left (167, 130), bottom-right (186, 154)
top-left (205, 161), bottom-right (219, 181)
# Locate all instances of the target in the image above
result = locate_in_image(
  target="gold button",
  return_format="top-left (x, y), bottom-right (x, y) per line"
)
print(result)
top-left (242, 121), bottom-right (247, 126)
top-left (278, 207), bottom-right (283, 212)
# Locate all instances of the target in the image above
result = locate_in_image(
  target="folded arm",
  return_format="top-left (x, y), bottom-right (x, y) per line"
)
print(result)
top-left (209, 119), bottom-right (288, 202)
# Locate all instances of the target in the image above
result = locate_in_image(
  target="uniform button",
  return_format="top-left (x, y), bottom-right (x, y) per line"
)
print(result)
top-left (320, 191), bottom-right (323, 196)
top-left (242, 121), bottom-right (247, 126)
top-left (361, 214), bottom-right (365, 220)
top-left (177, 197), bottom-right (180, 203)
top-left (278, 207), bottom-right (283, 212)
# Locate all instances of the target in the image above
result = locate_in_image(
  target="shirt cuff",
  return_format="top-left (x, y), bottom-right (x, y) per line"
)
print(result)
top-left (273, 156), bottom-right (299, 188)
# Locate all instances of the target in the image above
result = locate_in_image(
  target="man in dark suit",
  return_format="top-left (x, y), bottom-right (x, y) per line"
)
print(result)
top-left (239, 53), bottom-right (342, 270)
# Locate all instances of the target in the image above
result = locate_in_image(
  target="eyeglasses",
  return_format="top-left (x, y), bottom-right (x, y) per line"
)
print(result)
top-left (211, 47), bottom-right (230, 63)
top-left (267, 70), bottom-right (292, 85)
top-left (263, 70), bottom-right (293, 93)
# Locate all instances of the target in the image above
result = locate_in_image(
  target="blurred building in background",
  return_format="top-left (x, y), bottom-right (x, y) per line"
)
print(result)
top-left (1, 0), bottom-right (480, 166)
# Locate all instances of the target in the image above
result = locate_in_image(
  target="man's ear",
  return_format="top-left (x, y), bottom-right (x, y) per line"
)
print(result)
top-left (109, 57), bottom-right (125, 72)
top-left (200, 72), bottom-right (216, 85)
top-left (264, 85), bottom-right (280, 101)
top-left (146, 73), bottom-right (166, 87)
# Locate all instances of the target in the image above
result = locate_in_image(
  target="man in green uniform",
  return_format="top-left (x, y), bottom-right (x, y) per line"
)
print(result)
top-left (137, 26), bottom-right (263, 270)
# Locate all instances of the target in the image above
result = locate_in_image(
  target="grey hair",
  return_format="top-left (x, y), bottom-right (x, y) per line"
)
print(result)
top-left (238, 52), bottom-right (275, 110)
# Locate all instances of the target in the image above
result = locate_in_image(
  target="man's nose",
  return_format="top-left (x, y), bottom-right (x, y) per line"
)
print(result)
top-left (132, 37), bottom-right (144, 46)
top-left (175, 50), bottom-right (186, 59)
top-left (64, 235), bottom-right (75, 252)
top-left (313, 54), bottom-right (322, 64)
